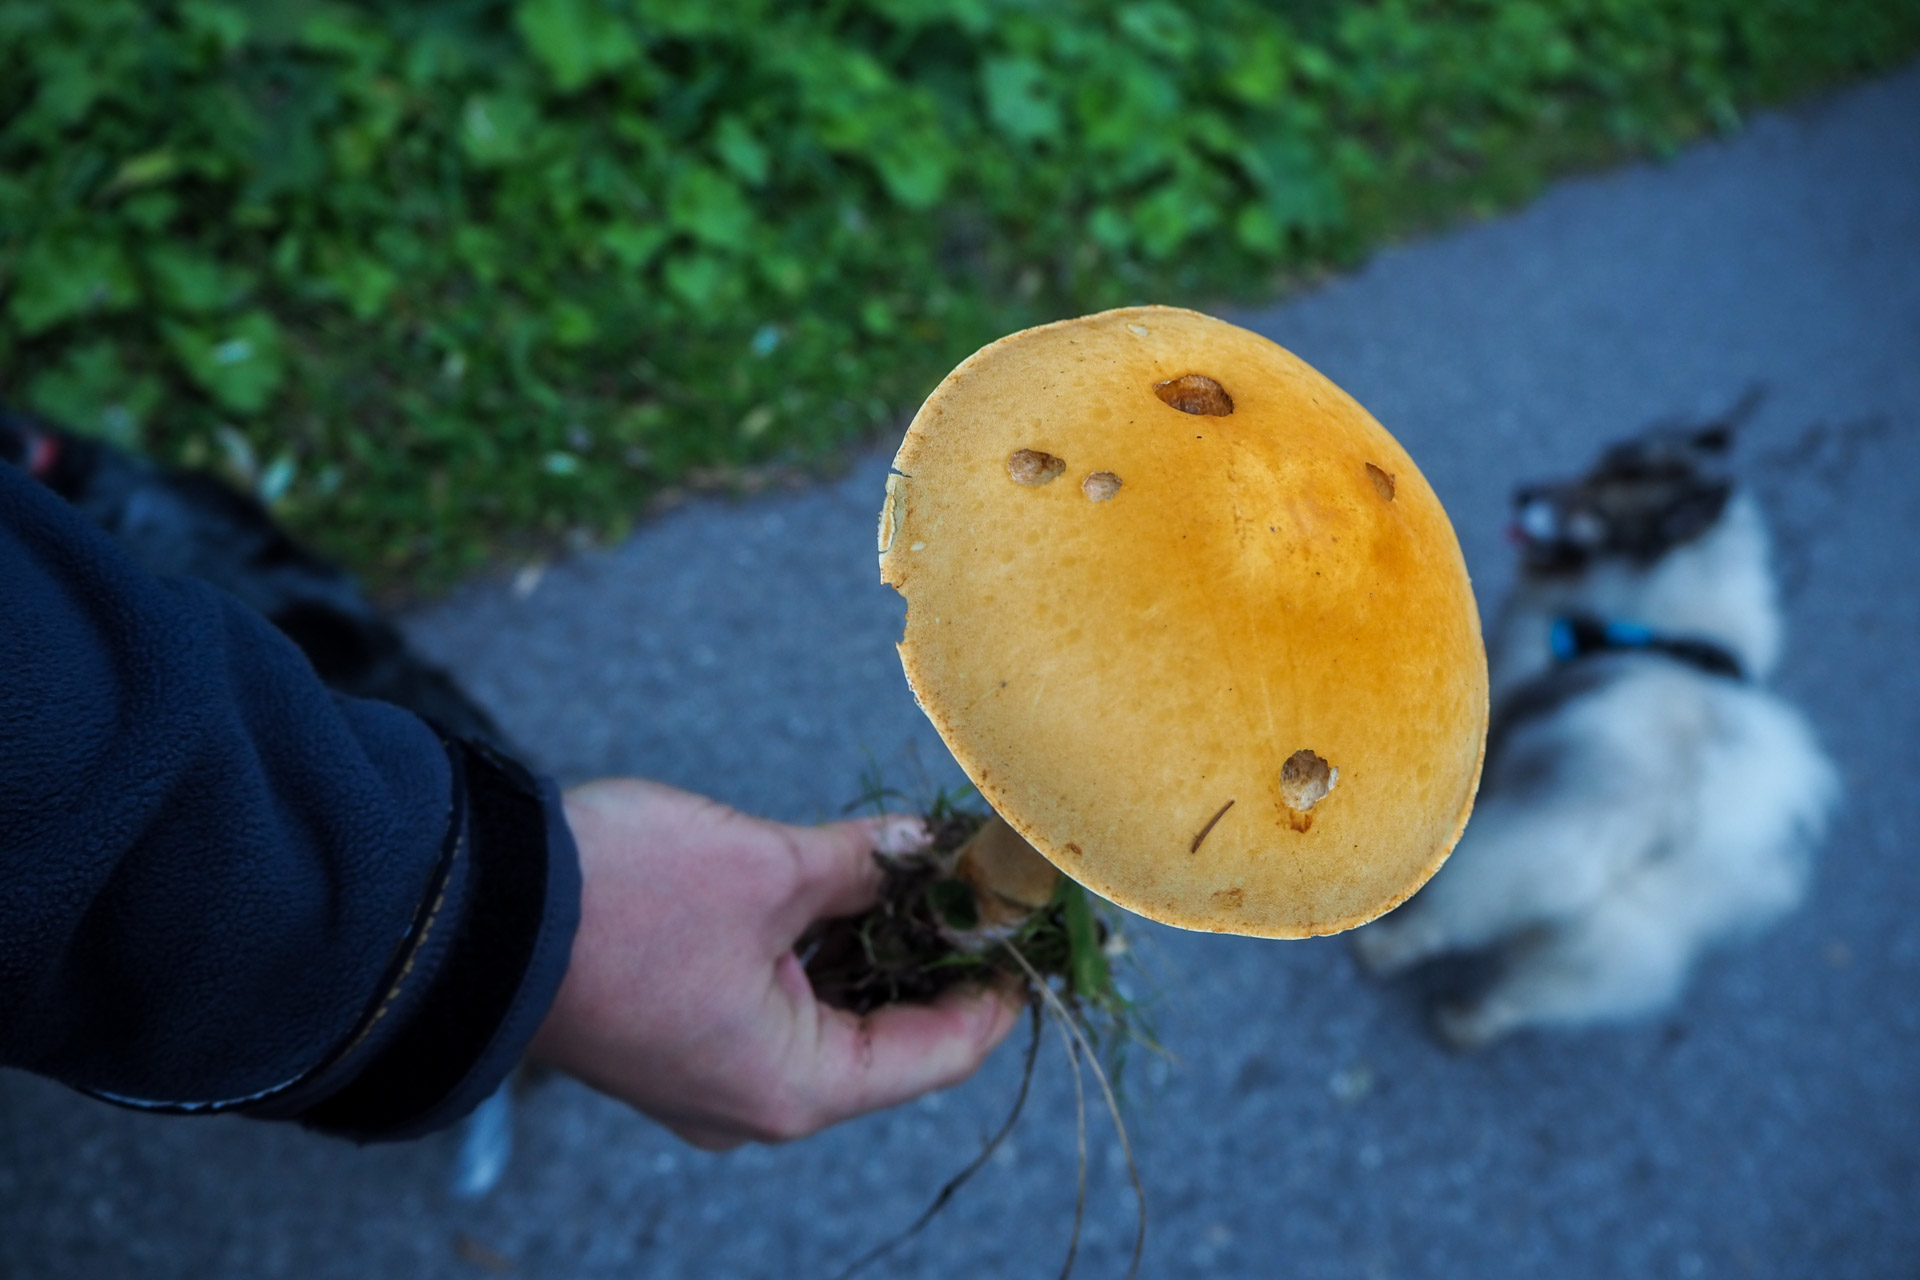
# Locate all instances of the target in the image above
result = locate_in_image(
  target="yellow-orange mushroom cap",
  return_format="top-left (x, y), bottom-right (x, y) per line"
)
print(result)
top-left (880, 306), bottom-right (1487, 938)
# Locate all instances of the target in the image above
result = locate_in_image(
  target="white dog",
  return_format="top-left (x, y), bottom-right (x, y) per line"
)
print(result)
top-left (1352, 410), bottom-right (1839, 1048)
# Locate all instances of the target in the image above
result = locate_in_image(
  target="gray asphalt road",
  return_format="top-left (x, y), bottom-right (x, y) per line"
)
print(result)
top-left (5, 65), bottom-right (1917, 1280)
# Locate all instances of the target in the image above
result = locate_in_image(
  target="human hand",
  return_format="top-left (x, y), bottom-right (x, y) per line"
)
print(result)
top-left (528, 779), bottom-right (1022, 1150)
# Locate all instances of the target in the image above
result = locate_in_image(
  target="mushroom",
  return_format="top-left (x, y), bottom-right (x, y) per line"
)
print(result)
top-left (878, 306), bottom-right (1487, 938)
top-left (953, 814), bottom-right (1063, 931)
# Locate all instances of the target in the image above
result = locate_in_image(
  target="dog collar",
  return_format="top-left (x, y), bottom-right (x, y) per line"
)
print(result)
top-left (1549, 614), bottom-right (1746, 681)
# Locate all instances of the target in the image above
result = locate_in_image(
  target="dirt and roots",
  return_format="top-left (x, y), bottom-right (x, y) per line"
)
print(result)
top-left (802, 790), bottom-right (1151, 1279)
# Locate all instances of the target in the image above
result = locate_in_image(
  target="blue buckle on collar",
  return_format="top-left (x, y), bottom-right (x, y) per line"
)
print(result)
top-left (1548, 617), bottom-right (1578, 662)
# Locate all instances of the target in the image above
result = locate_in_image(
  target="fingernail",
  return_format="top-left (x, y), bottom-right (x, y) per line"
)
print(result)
top-left (874, 817), bottom-right (928, 856)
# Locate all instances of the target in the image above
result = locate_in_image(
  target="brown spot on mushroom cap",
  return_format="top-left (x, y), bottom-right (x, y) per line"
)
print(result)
top-left (1367, 463), bottom-right (1396, 501)
top-left (1280, 749), bottom-right (1337, 812)
top-left (880, 306), bottom-right (1488, 938)
top-left (1008, 448), bottom-right (1067, 486)
top-left (1154, 373), bottom-right (1234, 416)
top-left (1082, 471), bottom-right (1123, 502)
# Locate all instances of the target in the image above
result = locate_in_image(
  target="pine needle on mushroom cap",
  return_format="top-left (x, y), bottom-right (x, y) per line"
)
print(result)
top-left (879, 306), bottom-right (1489, 938)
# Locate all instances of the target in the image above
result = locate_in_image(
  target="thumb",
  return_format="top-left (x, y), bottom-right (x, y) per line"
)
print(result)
top-left (779, 813), bottom-right (928, 931)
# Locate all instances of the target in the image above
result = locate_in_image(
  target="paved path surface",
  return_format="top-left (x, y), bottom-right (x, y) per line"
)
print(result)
top-left (5, 65), bottom-right (1917, 1280)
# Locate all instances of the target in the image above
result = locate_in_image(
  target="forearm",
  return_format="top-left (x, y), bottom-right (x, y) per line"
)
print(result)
top-left (0, 463), bottom-right (578, 1138)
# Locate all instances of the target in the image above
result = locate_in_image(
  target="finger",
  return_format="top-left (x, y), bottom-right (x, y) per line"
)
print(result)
top-left (777, 813), bottom-right (926, 931)
top-left (801, 984), bottom-right (1024, 1128)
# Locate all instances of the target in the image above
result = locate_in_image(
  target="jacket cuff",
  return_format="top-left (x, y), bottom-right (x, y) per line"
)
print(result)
top-left (247, 738), bottom-right (581, 1141)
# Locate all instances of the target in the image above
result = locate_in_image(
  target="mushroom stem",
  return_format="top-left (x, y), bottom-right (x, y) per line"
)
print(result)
top-left (954, 815), bottom-right (1062, 929)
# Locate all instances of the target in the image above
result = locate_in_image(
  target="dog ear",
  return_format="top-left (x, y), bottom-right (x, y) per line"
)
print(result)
top-left (1693, 385), bottom-right (1766, 454)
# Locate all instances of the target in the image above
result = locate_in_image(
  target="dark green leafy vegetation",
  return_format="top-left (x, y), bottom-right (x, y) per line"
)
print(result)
top-left (4, 0), bottom-right (1916, 583)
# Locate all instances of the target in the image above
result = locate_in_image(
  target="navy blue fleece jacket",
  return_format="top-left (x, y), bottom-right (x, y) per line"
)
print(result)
top-left (0, 461), bottom-right (580, 1140)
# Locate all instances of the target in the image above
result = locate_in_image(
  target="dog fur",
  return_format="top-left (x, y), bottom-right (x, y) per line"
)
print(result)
top-left (1351, 412), bottom-right (1840, 1048)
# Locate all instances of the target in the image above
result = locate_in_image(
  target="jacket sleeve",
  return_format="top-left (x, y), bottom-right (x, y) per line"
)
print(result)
top-left (0, 462), bottom-right (580, 1141)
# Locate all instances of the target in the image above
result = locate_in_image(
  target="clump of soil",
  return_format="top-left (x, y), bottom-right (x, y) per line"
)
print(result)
top-left (801, 805), bottom-right (1000, 1013)
top-left (801, 800), bottom-right (1115, 1019)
